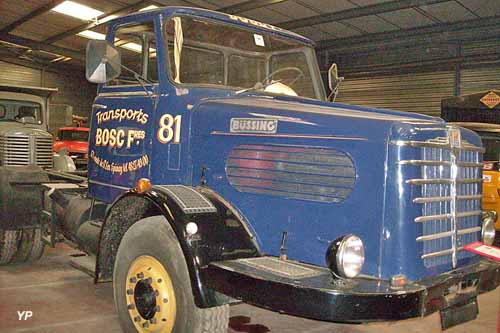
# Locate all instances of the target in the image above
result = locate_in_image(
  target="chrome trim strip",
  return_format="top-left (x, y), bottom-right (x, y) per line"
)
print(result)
top-left (412, 194), bottom-right (482, 204)
top-left (415, 213), bottom-right (452, 223)
top-left (417, 231), bottom-right (454, 242)
top-left (413, 196), bottom-right (452, 203)
top-left (399, 160), bottom-right (452, 166)
top-left (88, 179), bottom-right (130, 191)
top-left (456, 210), bottom-right (482, 218)
top-left (392, 140), bottom-right (485, 152)
top-left (407, 178), bottom-right (453, 185)
top-left (456, 178), bottom-right (482, 184)
top-left (457, 227), bottom-right (482, 235)
top-left (211, 131), bottom-right (368, 141)
top-left (458, 194), bottom-right (483, 200)
top-left (98, 91), bottom-right (155, 97)
top-left (393, 140), bottom-right (450, 149)
top-left (449, 137), bottom-right (459, 268)
top-left (457, 162), bottom-right (483, 167)
top-left (421, 247), bottom-right (465, 260)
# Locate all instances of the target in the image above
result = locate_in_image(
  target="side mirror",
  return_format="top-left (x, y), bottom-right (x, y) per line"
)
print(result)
top-left (328, 63), bottom-right (340, 92)
top-left (328, 63), bottom-right (344, 102)
top-left (86, 40), bottom-right (122, 84)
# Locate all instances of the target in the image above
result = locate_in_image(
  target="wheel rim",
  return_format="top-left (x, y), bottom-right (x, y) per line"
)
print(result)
top-left (125, 255), bottom-right (177, 333)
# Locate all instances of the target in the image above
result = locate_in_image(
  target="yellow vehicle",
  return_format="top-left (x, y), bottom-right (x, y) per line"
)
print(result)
top-left (442, 91), bottom-right (500, 233)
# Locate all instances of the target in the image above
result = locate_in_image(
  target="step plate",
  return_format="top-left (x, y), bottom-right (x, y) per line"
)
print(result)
top-left (236, 257), bottom-right (323, 279)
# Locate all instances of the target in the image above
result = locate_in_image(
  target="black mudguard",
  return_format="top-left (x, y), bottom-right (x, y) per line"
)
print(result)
top-left (0, 166), bottom-right (48, 230)
top-left (96, 185), bottom-right (260, 308)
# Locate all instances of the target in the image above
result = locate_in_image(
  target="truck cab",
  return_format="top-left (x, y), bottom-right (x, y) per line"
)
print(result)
top-left (13, 6), bottom-right (498, 333)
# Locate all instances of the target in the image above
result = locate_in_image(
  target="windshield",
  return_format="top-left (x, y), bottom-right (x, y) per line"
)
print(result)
top-left (479, 131), bottom-right (500, 161)
top-left (165, 16), bottom-right (325, 100)
top-left (0, 99), bottom-right (43, 124)
top-left (58, 130), bottom-right (89, 142)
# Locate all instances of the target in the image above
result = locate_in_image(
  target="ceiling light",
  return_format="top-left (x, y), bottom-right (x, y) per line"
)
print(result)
top-left (120, 43), bottom-right (157, 56)
top-left (139, 5), bottom-right (158, 11)
top-left (77, 30), bottom-right (106, 40)
top-left (121, 42), bottom-right (143, 53)
top-left (52, 1), bottom-right (103, 21)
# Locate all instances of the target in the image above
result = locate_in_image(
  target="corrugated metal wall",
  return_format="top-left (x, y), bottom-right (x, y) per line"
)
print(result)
top-left (335, 71), bottom-right (455, 117)
top-left (0, 61), bottom-right (96, 120)
top-left (461, 66), bottom-right (500, 96)
top-left (0, 61), bottom-right (41, 86)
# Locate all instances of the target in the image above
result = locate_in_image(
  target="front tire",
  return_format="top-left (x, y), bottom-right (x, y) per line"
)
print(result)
top-left (113, 216), bottom-right (229, 333)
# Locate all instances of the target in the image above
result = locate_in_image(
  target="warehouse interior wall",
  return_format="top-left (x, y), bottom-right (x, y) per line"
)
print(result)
top-left (320, 36), bottom-right (500, 117)
top-left (0, 60), bottom-right (96, 131)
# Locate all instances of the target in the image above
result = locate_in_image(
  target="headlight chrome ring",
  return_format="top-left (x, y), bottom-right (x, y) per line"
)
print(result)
top-left (325, 234), bottom-right (365, 279)
top-left (482, 211), bottom-right (497, 245)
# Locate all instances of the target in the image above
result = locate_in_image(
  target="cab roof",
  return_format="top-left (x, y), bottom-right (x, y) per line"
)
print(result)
top-left (106, 6), bottom-right (314, 47)
top-left (0, 84), bottom-right (58, 98)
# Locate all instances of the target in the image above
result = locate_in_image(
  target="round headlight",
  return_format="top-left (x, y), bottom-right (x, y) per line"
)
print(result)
top-left (325, 234), bottom-right (365, 279)
top-left (482, 212), bottom-right (496, 245)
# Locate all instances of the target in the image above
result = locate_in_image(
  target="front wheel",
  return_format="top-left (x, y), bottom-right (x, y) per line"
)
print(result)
top-left (113, 216), bottom-right (229, 333)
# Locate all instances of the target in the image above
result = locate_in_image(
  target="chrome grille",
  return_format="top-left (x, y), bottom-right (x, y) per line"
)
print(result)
top-left (0, 134), bottom-right (53, 168)
top-left (398, 136), bottom-right (483, 268)
top-left (35, 136), bottom-right (53, 168)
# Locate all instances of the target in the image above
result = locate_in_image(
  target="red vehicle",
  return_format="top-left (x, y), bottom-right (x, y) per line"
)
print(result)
top-left (53, 127), bottom-right (89, 169)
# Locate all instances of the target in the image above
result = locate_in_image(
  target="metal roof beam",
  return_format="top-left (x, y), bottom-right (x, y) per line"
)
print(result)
top-left (0, 33), bottom-right (84, 61)
top-left (0, 0), bottom-right (66, 34)
top-left (279, 0), bottom-right (449, 30)
top-left (42, 0), bottom-right (154, 44)
top-left (220, 0), bottom-right (289, 15)
top-left (317, 15), bottom-right (500, 51)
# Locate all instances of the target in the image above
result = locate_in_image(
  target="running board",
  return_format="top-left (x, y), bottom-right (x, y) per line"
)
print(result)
top-left (70, 254), bottom-right (96, 278)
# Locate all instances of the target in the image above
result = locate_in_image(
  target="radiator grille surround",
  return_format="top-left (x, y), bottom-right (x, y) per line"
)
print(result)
top-left (0, 133), bottom-right (53, 169)
top-left (398, 134), bottom-right (483, 268)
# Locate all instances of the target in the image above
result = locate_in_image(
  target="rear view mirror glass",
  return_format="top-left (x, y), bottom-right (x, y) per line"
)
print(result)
top-left (86, 40), bottom-right (121, 84)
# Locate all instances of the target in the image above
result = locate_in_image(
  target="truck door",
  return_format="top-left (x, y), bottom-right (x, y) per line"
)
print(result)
top-left (88, 20), bottom-right (158, 203)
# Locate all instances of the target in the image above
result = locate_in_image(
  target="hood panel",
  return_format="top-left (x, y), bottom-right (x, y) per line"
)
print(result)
top-left (190, 96), bottom-right (443, 278)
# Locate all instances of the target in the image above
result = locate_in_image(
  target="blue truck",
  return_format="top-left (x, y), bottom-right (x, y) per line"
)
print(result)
top-left (1, 6), bottom-right (500, 333)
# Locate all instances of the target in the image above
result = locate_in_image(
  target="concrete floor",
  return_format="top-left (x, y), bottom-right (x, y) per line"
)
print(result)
top-left (1, 243), bottom-right (498, 333)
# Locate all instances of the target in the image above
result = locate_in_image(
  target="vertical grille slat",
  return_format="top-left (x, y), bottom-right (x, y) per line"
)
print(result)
top-left (0, 134), bottom-right (53, 168)
top-left (398, 135), bottom-right (482, 268)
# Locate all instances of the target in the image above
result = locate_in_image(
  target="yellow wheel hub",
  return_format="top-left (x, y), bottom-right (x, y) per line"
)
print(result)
top-left (125, 255), bottom-right (177, 333)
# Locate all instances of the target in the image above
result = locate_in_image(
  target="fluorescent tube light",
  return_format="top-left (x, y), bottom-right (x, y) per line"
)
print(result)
top-left (77, 30), bottom-right (106, 40)
top-left (52, 1), bottom-right (103, 21)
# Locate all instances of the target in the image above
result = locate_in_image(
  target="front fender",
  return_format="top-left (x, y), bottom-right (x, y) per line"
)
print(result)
top-left (96, 185), bottom-right (260, 307)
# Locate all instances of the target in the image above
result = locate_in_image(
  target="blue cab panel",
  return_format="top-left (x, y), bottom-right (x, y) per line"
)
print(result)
top-left (87, 6), bottom-right (484, 282)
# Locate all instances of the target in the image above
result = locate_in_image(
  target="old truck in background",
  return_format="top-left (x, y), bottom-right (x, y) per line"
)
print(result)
top-left (0, 85), bottom-right (57, 264)
top-left (442, 91), bottom-right (500, 238)
top-left (1, 7), bottom-right (500, 333)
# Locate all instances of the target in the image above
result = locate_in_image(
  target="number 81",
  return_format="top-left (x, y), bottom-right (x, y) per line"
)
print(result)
top-left (157, 114), bottom-right (181, 144)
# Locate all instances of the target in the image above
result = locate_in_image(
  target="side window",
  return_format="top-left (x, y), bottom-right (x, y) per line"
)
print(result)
top-left (110, 21), bottom-right (157, 86)
top-left (0, 105), bottom-right (5, 118)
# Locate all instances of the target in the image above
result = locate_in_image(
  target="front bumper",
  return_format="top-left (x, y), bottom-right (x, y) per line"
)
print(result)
top-left (203, 256), bottom-right (500, 323)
